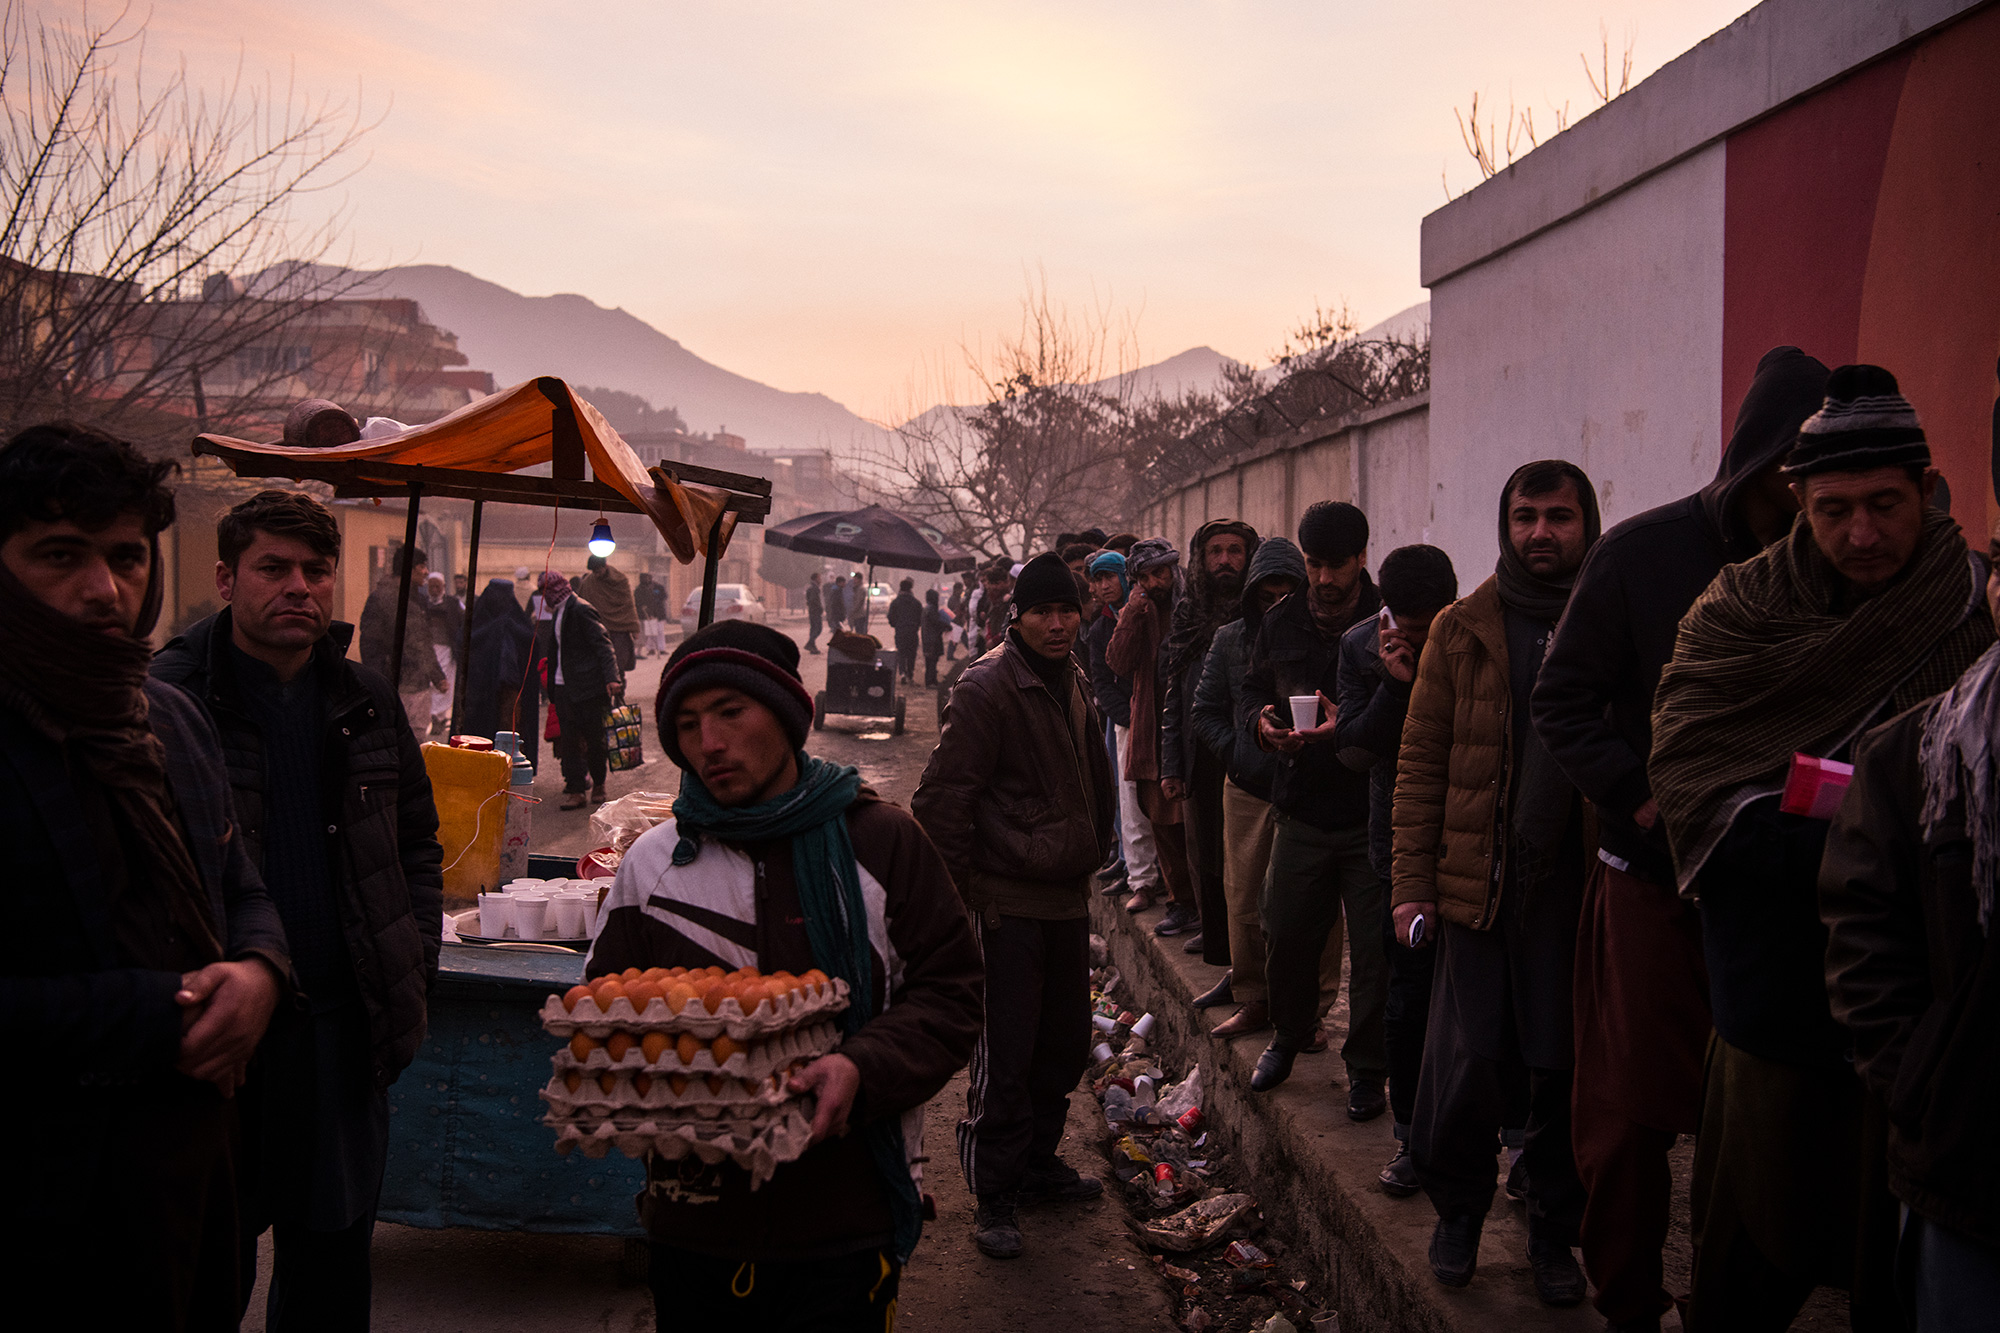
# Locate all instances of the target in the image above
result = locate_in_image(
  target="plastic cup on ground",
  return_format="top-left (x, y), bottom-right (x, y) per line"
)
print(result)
top-left (1130, 1012), bottom-right (1158, 1040)
top-left (1289, 694), bottom-right (1319, 731)
top-left (511, 894), bottom-right (550, 940)
top-left (476, 894), bottom-right (510, 939)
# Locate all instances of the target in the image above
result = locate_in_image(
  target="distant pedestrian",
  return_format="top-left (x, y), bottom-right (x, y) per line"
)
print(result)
top-left (947, 576), bottom-right (970, 659)
top-left (425, 570), bottom-right (462, 734)
top-left (1086, 551), bottom-right (1141, 902)
top-left (465, 576), bottom-right (537, 743)
top-left (888, 577), bottom-right (923, 682)
top-left (576, 553), bottom-right (641, 674)
top-left (1393, 463), bottom-right (1599, 1303)
top-left (913, 553), bottom-right (1116, 1261)
top-left (0, 424), bottom-right (287, 1324)
top-left (154, 489), bottom-right (443, 1333)
top-left (1651, 365), bottom-right (1992, 1331)
top-left (921, 588), bottom-right (950, 685)
top-left (359, 547), bottom-right (446, 734)
top-left (1108, 538), bottom-right (1198, 933)
top-left (634, 571), bottom-right (669, 656)
top-left (849, 574), bottom-right (872, 634)
top-left (1532, 344), bottom-right (1827, 1330)
top-left (826, 574), bottom-right (848, 633)
top-left (804, 570), bottom-right (824, 654)
top-left (1333, 543), bottom-right (1456, 1198)
top-left (541, 570), bottom-right (626, 809)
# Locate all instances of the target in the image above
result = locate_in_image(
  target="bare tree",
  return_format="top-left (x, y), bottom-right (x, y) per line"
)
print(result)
top-left (870, 279), bottom-right (1138, 560)
top-left (0, 3), bottom-right (380, 447)
top-left (1443, 23), bottom-right (1635, 199)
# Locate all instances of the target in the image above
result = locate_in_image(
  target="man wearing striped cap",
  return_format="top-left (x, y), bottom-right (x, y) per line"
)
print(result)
top-left (1650, 365), bottom-right (1993, 1331)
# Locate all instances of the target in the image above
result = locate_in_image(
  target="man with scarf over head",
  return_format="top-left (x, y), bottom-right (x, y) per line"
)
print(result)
top-left (1392, 460), bottom-right (1600, 1304)
top-left (1241, 502), bottom-right (1385, 1105)
top-left (1531, 345), bottom-right (1828, 1333)
top-left (914, 553), bottom-right (1118, 1261)
top-left (1651, 367), bottom-right (1993, 1332)
top-left (1822, 531), bottom-right (2000, 1329)
top-left (1161, 520), bottom-right (1257, 965)
top-left (0, 424), bottom-right (290, 1325)
top-left (589, 621), bottom-right (981, 1328)
top-left (1109, 538), bottom-right (1199, 933)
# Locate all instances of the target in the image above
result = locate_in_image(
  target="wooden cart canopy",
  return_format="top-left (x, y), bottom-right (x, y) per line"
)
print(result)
top-left (191, 376), bottom-right (770, 562)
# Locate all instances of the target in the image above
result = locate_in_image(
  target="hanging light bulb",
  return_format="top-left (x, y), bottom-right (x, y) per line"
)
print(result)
top-left (588, 516), bottom-right (616, 558)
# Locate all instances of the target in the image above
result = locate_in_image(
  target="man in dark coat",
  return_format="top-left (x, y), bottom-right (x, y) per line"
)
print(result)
top-left (887, 577), bottom-right (924, 682)
top-left (921, 587), bottom-right (951, 685)
top-left (849, 573), bottom-right (873, 634)
top-left (359, 546), bottom-right (446, 734)
top-left (1161, 519), bottom-right (1257, 965)
top-left (1531, 345), bottom-right (1828, 1332)
top-left (541, 570), bottom-right (626, 809)
top-left (804, 570), bottom-right (824, 654)
top-left (154, 489), bottom-right (444, 1330)
top-left (826, 574), bottom-right (848, 634)
top-left (465, 576), bottom-right (536, 743)
top-left (0, 424), bottom-right (290, 1325)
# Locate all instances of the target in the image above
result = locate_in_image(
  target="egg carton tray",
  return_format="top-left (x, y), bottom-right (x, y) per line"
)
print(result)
top-left (539, 977), bottom-right (850, 1041)
top-left (540, 1064), bottom-right (807, 1118)
top-left (555, 1021), bottom-right (840, 1082)
top-left (546, 1102), bottom-right (815, 1189)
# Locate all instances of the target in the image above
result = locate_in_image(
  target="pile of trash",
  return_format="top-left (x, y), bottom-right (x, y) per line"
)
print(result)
top-left (1087, 948), bottom-right (1340, 1333)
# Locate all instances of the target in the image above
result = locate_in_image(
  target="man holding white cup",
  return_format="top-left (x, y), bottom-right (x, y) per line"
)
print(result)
top-left (1239, 501), bottom-right (1387, 1112)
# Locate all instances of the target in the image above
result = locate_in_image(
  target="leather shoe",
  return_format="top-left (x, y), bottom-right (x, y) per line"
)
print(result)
top-left (1192, 972), bottom-right (1233, 1009)
top-left (1181, 931), bottom-right (1205, 954)
top-left (1347, 1077), bottom-right (1387, 1122)
top-left (1378, 1142), bottom-right (1419, 1197)
top-left (1249, 1045), bottom-right (1295, 1092)
top-left (1428, 1213), bottom-right (1483, 1287)
top-left (1526, 1219), bottom-right (1585, 1307)
top-left (1210, 1002), bottom-right (1270, 1038)
top-left (1124, 888), bottom-right (1153, 914)
top-left (1303, 1026), bottom-right (1328, 1054)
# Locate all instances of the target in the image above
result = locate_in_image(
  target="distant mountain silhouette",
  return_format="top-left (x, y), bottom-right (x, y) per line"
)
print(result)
top-left (336, 264), bottom-right (892, 456)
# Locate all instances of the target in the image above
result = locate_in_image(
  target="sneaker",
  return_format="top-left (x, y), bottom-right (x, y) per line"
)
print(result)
top-left (1379, 1142), bottom-right (1419, 1197)
top-left (1154, 903), bottom-right (1199, 937)
top-left (1019, 1157), bottom-right (1104, 1205)
top-left (1428, 1213), bottom-right (1483, 1287)
top-left (1526, 1218), bottom-right (1585, 1307)
top-left (973, 1193), bottom-right (1023, 1259)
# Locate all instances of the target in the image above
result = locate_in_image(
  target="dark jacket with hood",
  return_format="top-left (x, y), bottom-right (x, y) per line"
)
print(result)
top-left (1191, 538), bottom-right (1305, 804)
top-left (153, 612), bottom-right (445, 1087)
top-left (550, 593), bottom-right (623, 699)
top-left (1821, 702), bottom-right (2000, 1248)
top-left (1086, 599), bottom-right (1132, 729)
top-left (1531, 346), bottom-right (1831, 884)
top-left (1241, 570), bottom-right (1382, 831)
top-left (1162, 520), bottom-right (1259, 786)
top-left (1335, 618), bottom-right (1412, 880)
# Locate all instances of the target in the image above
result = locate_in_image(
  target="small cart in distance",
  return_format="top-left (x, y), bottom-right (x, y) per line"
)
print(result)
top-left (814, 637), bottom-right (905, 735)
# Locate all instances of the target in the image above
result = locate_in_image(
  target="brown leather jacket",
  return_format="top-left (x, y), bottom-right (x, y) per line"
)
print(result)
top-left (913, 637), bottom-right (1116, 919)
top-left (1392, 577), bottom-right (1511, 929)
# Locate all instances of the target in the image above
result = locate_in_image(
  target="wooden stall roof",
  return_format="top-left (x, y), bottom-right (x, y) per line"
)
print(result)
top-left (191, 376), bottom-right (770, 561)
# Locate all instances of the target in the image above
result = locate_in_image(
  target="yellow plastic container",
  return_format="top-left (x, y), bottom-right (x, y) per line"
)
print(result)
top-left (421, 743), bottom-right (513, 908)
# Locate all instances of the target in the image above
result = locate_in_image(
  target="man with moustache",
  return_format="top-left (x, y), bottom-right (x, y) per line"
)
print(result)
top-left (914, 552), bottom-right (1117, 1261)
top-left (1161, 520), bottom-right (1258, 963)
top-left (1393, 461), bottom-right (1600, 1304)
top-left (1109, 539), bottom-right (1199, 932)
top-left (154, 489), bottom-right (443, 1330)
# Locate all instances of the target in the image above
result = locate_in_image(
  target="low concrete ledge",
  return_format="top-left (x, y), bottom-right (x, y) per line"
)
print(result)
top-left (1090, 891), bottom-right (1599, 1333)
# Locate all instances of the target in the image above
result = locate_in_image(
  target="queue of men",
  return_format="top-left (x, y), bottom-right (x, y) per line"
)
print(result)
top-left (7, 349), bottom-right (1999, 1332)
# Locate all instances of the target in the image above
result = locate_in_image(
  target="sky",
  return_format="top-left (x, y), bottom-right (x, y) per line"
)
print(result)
top-left (63, 1), bottom-right (1752, 421)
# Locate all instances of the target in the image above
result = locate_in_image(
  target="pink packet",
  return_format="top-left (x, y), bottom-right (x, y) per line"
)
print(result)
top-left (1779, 753), bottom-right (1854, 820)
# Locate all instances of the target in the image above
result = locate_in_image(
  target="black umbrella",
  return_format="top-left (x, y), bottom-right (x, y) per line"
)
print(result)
top-left (763, 505), bottom-right (978, 574)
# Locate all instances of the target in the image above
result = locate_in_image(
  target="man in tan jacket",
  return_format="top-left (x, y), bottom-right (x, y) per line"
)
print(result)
top-left (1392, 460), bottom-right (1598, 1306)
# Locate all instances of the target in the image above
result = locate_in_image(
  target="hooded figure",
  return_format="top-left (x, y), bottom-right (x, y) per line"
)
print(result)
top-left (1528, 345), bottom-right (1830, 1331)
top-left (465, 577), bottom-right (536, 740)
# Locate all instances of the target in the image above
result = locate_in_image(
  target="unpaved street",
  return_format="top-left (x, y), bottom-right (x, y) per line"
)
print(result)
top-left (247, 617), bottom-right (1175, 1331)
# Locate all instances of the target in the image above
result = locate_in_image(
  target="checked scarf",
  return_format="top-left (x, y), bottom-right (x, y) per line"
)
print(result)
top-left (670, 754), bottom-right (924, 1262)
top-left (1650, 506), bottom-right (1992, 889)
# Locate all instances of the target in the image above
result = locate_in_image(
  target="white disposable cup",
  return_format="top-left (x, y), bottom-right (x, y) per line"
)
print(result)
top-left (548, 896), bottom-right (583, 939)
top-left (476, 895), bottom-right (509, 938)
top-left (1091, 1041), bottom-right (1116, 1064)
top-left (576, 894), bottom-right (599, 939)
top-left (503, 879), bottom-right (546, 893)
top-left (511, 894), bottom-right (550, 940)
top-left (1131, 1012), bottom-right (1158, 1040)
top-left (1289, 694), bottom-right (1319, 731)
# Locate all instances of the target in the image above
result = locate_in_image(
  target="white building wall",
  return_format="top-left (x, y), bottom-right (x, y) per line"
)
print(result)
top-left (1425, 142), bottom-right (1726, 582)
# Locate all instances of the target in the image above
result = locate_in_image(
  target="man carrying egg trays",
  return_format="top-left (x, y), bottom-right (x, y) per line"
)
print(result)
top-left (552, 622), bottom-right (983, 1326)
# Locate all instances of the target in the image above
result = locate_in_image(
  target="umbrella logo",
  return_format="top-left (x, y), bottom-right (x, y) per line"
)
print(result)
top-left (833, 522), bottom-right (863, 539)
top-left (919, 526), bottom-right (944, 543)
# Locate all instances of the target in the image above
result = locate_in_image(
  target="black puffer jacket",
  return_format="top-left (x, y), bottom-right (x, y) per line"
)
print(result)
top-left (153, 612), bottom-right (444, 1087)
top-left (1823, 701), bottom-right (2000, 1247)
top-left (1241, 574), bottom-right (1381, 831)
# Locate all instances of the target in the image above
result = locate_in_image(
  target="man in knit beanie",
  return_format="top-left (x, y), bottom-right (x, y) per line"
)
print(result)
top-left (588, 620), bottom-right (982, 1321)
top-left (915, 552), bottom-right (1117, 1261)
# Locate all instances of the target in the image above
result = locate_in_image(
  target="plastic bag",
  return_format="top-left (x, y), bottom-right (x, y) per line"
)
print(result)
top-left (590, 790), bottom-right (677, 866)
top-left (605, 702), bottom-right (645, 772)
top-left (1158, 1064), bottom-right (1203, 1123)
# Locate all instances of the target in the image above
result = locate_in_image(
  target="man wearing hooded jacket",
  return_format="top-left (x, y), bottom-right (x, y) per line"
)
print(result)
top-left (1531, 346), bottom-right (1828, 1333)
top-left (1393, 460), bottom-right (1600, 1305)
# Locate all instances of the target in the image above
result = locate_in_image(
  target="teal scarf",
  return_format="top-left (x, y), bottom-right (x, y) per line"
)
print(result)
top-left (672, 754), bottom-right (923, 1262)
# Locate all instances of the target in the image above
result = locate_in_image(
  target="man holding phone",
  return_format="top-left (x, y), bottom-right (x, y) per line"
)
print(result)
top-left (1391, 460), bottom-right (1599, 1304)
top-left (1239, 502), bottom-right (1385, 1109)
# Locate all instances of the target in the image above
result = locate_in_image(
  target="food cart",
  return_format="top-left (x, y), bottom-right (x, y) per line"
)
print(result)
top-left (191, 379), bottom-right (772, 1237)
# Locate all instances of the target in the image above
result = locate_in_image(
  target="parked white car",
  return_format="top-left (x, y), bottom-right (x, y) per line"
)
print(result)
top-left (680, 583), bottom-right (768, 634)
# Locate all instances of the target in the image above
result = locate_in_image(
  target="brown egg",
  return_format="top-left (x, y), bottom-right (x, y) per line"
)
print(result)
top-left (668, 1074), bottom-right (689, 1096)
top-left (664, 966), bottom-right (688, 981)
top-left (592, 979), bottom-right (626, 1009)
top-left (676, 1032), bottom-right (702, 1067)
top-left (641, 967), bottom-right (667, 984)
top-left (633, 1073), bottom-right (653, 1096)
top-left (563, 1071), bottom-right (581, 1093)
top-left (569, 1033), bottom-right (599, 1062)
top-left (562, 984), bottom-right (593, 1013)
top-left (640, 1032), bottom-right (669, 1065)
top-left (706, 1076), bottom-right (725, 1095)
top-left (710, 1035), bottom-right (741, 1066)
top-left (665, 983), bottom-right (697, 1015)
top-left (699, 980), bottom-right (727, 1014)
top-left (597, 1071), bottom-right (618, 1094)
top-left (728, 966), bottom-right (759, 982)
top-left (605, 1032), bottom-right (634, 1062)
top-left (625, 981), bottom-right (662, 1012)
top-left (800, 968), bottom-right (829, 995)
top-left (620, 967), bottom-right (643, 983)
